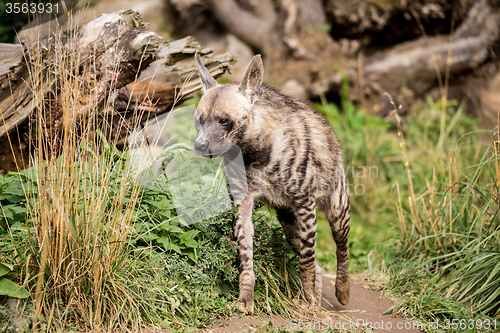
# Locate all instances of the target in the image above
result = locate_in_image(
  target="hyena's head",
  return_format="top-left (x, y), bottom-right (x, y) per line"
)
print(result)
top-left (193, 53), bottom-right (263, 158)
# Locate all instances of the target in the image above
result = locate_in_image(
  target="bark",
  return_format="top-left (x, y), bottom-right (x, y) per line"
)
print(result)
top-left (325, 0), bottom-right (475, 46)
top-left (360, 0), bottom-right (500, 114)
top-left (0, 9), bottom-right (235, 173)
top-left (207, 0), bottom-right (275, 51)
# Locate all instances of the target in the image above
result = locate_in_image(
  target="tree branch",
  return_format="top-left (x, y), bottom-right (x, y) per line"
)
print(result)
top-left (362, 0), bottom-right (500, 113)
top-left (295, 0), bottom-right (326, 28)
top-left (247, 0), bottom-right (276, 23)
top-left (207, 0), bottom-right (274, 51)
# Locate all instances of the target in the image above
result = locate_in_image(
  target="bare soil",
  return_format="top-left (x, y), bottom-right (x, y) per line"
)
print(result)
top-left (203, 274), bottom-right (420, 333)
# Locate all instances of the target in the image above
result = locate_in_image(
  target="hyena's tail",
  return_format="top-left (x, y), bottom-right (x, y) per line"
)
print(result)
top-left (325, 171), bottom-right (351, 306)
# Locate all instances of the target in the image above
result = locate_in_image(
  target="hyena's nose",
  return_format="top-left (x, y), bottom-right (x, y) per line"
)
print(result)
top-left (194, 138), bottom-right (209, 151)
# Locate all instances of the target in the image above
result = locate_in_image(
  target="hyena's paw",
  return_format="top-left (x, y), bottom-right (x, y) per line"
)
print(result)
top-left (297, 276), bottom-right (318, 309)
top-left (293, 281), bottom-right (318, 311)
top-left (335, 277), bottom-right (350, 306)
top-left (292, 294), bottom-right (318, 311)
top-left (237, 292), bottom-right (254, 315)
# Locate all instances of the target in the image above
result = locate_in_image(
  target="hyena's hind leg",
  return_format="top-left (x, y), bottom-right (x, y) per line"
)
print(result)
top-left (276, 208), bottom-right (323, 309)
top-left (325, 174), bottom-right (351, 306)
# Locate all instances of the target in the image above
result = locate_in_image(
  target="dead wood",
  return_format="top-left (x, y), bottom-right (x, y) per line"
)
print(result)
top-left (325, 0), bottom-right (475, 45)
top-left (0, 9), bottom-right (235, 173)
top-left (361, 0), bottom-right (500, 114)
top-left (165, 0), bottom-right (347, 96)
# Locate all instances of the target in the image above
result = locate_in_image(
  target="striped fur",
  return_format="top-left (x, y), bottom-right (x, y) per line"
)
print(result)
top-left (194, 54), bottom-right (350, 314)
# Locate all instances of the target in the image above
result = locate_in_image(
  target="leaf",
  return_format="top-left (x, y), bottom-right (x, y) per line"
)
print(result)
top-left (183, 207), bottom-right (196, 217)
top-left (180, 229), bottom-right (200, 241)
top-left (179, 230), bottom-right (200, 249)
top-left (146, 199), bottom-right (176, 210)
top-left (2, 205), bottom-right (26, 222)
top-left (183, 239), bottom-right (199, 248)
top-left (10, 222), bottom-right (25, 230)
top-left (139, 233), bottom-right (159, 242)
top-left (130, 211), bottom-right (141, 224)
top-left (184, 188), bottom-right (194, 198)
top-left (0, 263), bottom-right (12, 277)
top-left (183, 248), bottom-right (198, 262)
top-left (162, 225), bottom-right (184, 234)
top-left (3, 181), bottom-right (26, 203)
top-left (0, 278), bottom-right (29, 298)
top-left (158, 236), bottom-right (183, 255)
top-left (157, 236), bottom-right (171, 249)
top-left (200, 175), bottom-right (215, 182)
top-left (178, 218), bottom-right (190, 227)
top-left (1, 207), bottom-right (13, 221)
top-left (145, 200), bottom-right (161, 208)
top-left (158, 199), bottom-right (176, 211)
top-left (190, 201), bottom-right (209, 210)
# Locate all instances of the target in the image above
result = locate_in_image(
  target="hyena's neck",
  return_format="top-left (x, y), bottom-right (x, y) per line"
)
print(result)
top-left (240, 140), bottom-right (272, 168)
top-left (239, 84), bottom-right (304, 169)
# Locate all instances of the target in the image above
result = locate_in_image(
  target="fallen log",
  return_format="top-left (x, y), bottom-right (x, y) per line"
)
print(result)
top-left (361, 0), bottom-right (500, 114)
top-left (0, 10), bottom-right (236, 173)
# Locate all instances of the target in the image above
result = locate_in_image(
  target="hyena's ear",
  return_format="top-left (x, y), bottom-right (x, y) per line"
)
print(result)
top-left (239, 54), bottom-right (264, 104)
top-left (195, 53), bottom-right (218, 92)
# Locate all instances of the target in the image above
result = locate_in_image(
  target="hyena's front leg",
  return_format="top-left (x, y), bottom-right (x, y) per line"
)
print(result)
top-left (296, 200), bottom-right (318, 307)
top-left (234, 193), bottom-right (255, 314)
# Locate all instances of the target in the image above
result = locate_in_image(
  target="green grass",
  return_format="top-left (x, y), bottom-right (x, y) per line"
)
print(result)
top-left (0, 23), bottom-right (296, 330)
top-left (0, 31), bottom-right (498, 331)
top-left (314, 81), bottom-right (484, 273)
top-left (386, 116), bottom-right (500, 326)
top-left (0, 136), bottom-right (302, 331)
top-left (2, 78), bottom-right (497, 331)
top-left (314, 82), bottom-right (498, 329)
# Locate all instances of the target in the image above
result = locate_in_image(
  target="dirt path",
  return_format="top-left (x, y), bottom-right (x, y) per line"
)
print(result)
top-left (205, 274), bottom-right (421, 332)
top-left (321, 274), bottom-right (420, 332)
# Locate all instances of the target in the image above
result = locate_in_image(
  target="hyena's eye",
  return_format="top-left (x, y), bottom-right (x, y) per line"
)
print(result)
top-left (219, 118), bottom-right (229, 126)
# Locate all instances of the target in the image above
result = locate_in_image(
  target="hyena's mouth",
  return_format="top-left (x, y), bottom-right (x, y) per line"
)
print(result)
top-left (199, 152), bottom-right (215, 158)
top-left (196, 146), bottom-right (218, 159)
top-left (196, 143), bottom-right (232, 159)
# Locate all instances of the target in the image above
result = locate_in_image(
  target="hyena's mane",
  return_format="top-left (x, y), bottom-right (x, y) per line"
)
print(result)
top-left (245, 83), bottom-right (343, 169)
top-left (258, 83), bottom-right (311, 113)
top-left (258, 84), bottom-right (331, 120)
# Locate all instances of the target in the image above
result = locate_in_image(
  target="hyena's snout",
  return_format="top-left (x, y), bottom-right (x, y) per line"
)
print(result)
top-left (194, 136), bottom-right (208, 152)
top-left (193, 127), bottom-right (233, 158)
top-left (194, 129), bottom-right (212, 156)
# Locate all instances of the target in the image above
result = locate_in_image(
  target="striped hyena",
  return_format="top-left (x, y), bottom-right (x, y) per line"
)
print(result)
top-left (193, 53), bottom-right (350, 314)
